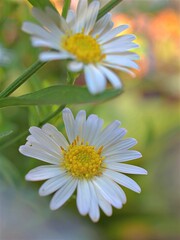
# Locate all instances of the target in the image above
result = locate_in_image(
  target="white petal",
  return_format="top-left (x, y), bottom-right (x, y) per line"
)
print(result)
top-left (68, 61), bottom-right (83, 72)
top-left (103, 35), bottom-right (139, 49)
top-left (101, 175), bottom-right (127, 204)
top-left (73, 0), bottom-right (88, 32)
top-left (29, 126), bottom-right (61, 155)
top-left (22, 22), bottom-right (60, 45)
top-left (106, 163), bottom-right (148, 175)
top-left (95, 186), bottom-right (113, 216)
top-left (50, 179), bottom-right (78, 210)
top-left (25, 136), bottom-right (61, 159)
top-left (104, 150), bottom-right (142, 162)
top-left (19, 145), bottom-right (59, 164)
top-left (97, 65), bottom-right (122, 89)
top-left (32, 7), bottom-right (70, 35)
top-left (39, 51), bottom-right (70, 61)
top-left (89, 65), bottom-right (107, 92)
top-left (91, 13), bottom-right (111, 37)
top-left (83, 114), bottom-right (104, 145)
top-left (76, 180), bottom-right (91, 215)
top-left (84, 65), bottom-right (104, 94)
top-left (114, 185), bottom-right (127, 204)
top-left (31, 37), bottom-right (60, 50)
top-left (104, 169), bottom-right (141, 193)
top-left (84, 65), bottom-right (96, 93)
top-left (45, 7), bottom-right (61, 26)
top-left (62, 108), bottom-right (75, 143)
top-left (102, 62), bottom-right (136, 77)
top-left (32, 8), bottom-right (60, 33)
top-left (88, 181), bottom-right (100, 222)
top-left (116, 52), bottom-right (140, 60)
top-left (84, 1), bottom-right (100, 34)
top-left (59, 16), bottom-right (72, 34)
top-left (93, 176), bottom-right (122, 208)
top-left (25, 165), bottom-right (62, 181)
top-left (66, 9), bottom-right (76, 24)
top-left (103, 42), bottom-right (139, 53)
top-left (26, 135), bottom-right (38, 143)
top-left (98, 19), bottom-right (114, 38)
top-left (76, 0), bottom-right (88, 19)
top-left (94, 120), bottom-right (121, 147)
top-left (103, 138), bottom-right (137, 154)
top-left (105, 55), bottom-right (139, 70)
top-left (102, 128), bottom-right (127, 151)
top-left (39, 174), bottom-right (71, 196)
top-left (99, 25), bottom-right (129, 44)
top-left (58, 16), bottom-right (71, 34)
top-left (74, 110), bottom-right (86, 139)
top-left (104, 34), bottom-right (136, 46)
top-left (42, 123), bottom-right (69, 149)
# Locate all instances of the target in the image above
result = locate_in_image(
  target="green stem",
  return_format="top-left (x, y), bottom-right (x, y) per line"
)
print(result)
top-left (0, 104), bottom-right (66, 150)
top-left (0, 60), bottom-right (46, 98)
top-left (62, 0), bottom-right (71, 18)
top-left (97, 0), bottom-right (123, 20)
top-left (39, 104), bottom-right (66, 126)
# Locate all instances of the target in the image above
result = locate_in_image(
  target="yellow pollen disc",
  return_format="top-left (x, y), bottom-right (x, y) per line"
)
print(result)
top-left (62, 33), bottom-right (106, 64)
top-left (61, 137), bottom-right (104, 179)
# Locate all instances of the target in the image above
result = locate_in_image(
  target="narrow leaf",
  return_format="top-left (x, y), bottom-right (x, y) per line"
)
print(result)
top-left (0, 85), bottom-right (122, 108)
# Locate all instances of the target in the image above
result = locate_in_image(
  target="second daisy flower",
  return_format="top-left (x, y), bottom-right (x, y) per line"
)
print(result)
top-left (22, 0), bottom-right (139, 94)
top-left (19, 108), bottom-right (147, 222)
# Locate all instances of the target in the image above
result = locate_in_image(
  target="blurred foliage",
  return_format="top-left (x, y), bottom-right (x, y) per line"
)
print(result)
top-left (0, 0), bottom-right (180, 240)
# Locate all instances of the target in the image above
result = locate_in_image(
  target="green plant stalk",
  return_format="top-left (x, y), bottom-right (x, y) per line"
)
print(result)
top-left (39, 104), bottom-right (66, 126)
top-left (62, 0), bottom-right (71, 19)
top-left (0, 104), bottom-right (65, 150)
top-left (0, 61), bottom-right (46, 98)
top-left (0, 0), bottom-right (123, 98)
top-left (97, 0), bottom-right (123, 20)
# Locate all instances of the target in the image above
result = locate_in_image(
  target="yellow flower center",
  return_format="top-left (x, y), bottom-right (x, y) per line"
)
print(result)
top-left (62, 33), bottom-right (105, 64)
top-left (61, 137), bottom-right (104, 179)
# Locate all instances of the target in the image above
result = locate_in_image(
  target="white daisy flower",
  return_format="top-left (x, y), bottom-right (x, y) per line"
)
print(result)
top-left (19, 108), bottom-right (147, 222)
top-left (22, 0), bottom-right (139, 94)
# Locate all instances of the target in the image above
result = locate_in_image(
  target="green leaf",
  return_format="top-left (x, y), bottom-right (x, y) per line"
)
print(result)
top-left (27, 0), bottom-right (56, 10)
top-left (0, 85), bottom-right (123, 108)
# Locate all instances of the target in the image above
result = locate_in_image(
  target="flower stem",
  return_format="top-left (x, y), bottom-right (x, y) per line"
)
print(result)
top-left (0, 60), bottom-right (46, 98)
top-left (97, 0), bottom-right (123, 20)
top-left (0, 104), bottom-right (66, 150)
top-left (38, 104), bottom-right (66, 127)
top-left (62, 0), bottom-right (71, 18)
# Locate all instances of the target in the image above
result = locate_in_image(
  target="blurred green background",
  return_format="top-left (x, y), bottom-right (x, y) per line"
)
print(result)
top-left (0, 0), bottom-right (180, 239)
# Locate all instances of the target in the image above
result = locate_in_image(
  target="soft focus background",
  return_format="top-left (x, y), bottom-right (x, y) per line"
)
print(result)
top-left (0, 0), bottom-right (180, 239)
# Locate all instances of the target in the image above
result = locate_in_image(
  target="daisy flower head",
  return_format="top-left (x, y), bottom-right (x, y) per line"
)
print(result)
top-left (19, 108), bottom-right (147, 222)
top-left (22, 0), bottom-right (139, 94)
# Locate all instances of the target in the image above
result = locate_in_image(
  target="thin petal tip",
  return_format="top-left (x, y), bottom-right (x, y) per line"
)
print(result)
top-left (49, 202), bottom-right (58, 211)
top-left (62, 107), bottom-right (71, 114)
top-left (25, 173), bottom-right (31, 181)
top-left (143, 169), bottom-right (148, 175)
